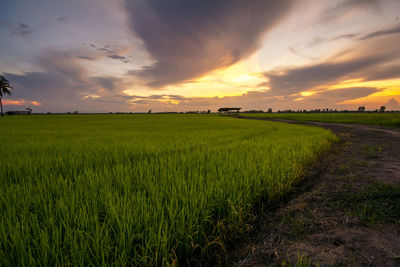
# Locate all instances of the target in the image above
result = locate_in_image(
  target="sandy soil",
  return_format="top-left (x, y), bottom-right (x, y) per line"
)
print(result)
top-left (228, 118), bottom-right (400, 267)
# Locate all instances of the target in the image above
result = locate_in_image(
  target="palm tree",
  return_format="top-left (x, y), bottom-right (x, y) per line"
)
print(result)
top-left (0, 75), bottom-right (13, 117)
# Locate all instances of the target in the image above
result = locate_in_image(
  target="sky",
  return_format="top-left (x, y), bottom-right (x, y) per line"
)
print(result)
top-left (1, 0), bottom-right (400, 112)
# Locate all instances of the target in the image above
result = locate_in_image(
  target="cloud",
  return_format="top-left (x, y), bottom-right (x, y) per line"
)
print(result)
top-left (3, 50), bottom-right (132, 112)
top-left (10, 22), bottom-right (34, 37)
top-left (305, 24), bottom-right (400, 49)
top-left (385, 97), bottom-right (400, 110)
top-left (88, 43), bottom-right (131, 63)
top-left (264, 55), bottom-right (389, 95)
top-left (3, 99), bottom-right (41, 107)
top-left (322, 0), bottom-right (382, 22)
top-left (359, 24), bottom-right (400, 40)
top-left (7, 16), bottom-right (69, 40)
top-left (126, 86), bottom-right (381, 112)
top-left (77, 56), bottom-right (95, 60)
top-left (266, 32), bottom-right (400, 96)
top-left (124, 0), bottom-right (294, 87)
top-left (90, 76), bottom-right (121, 92)
top-left (130, 94), bottom-right (185, 101)
top-left (303, 87), bottom-right (378, 102)
top-left (56, 16), bottom-right (68, 23)
top-left (361, 64), bottom-right (400, 81)
top-left (107, 54), bottom-right (129, 62)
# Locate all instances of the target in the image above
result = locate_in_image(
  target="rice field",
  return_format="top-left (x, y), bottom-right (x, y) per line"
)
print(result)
top-left (238, 113), bottom-right (400, 128)
top-left (0, 114), bottom-right (335, 266)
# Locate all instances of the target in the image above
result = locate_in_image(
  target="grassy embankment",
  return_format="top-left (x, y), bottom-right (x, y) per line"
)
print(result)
top-left (238, 113), bottom-right (400, 128)
top-left (0, 114), bottom-right (335, 266)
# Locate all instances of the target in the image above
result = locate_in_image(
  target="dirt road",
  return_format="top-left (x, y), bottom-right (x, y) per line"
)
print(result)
top-left (229, 118), bottom-right (400, 266)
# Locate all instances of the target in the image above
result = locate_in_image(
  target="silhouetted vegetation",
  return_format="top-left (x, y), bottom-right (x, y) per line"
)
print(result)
top-left (358, 106), bottom-right (366, 112)
top-left (0, 75), bottom-right (13, 117)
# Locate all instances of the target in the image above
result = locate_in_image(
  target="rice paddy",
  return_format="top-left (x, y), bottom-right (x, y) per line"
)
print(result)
top-left (0, 114), bottom-right (335, 266)
top-left (238, 113), bottom-right (400, 128)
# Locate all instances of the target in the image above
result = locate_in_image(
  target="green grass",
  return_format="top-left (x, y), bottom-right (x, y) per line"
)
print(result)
top-left (332, 183), bottom-right (400, 225)
top-left (0, 114), bottom-right (334, 266)
top-left (238, 113), bottom-right (400, 128)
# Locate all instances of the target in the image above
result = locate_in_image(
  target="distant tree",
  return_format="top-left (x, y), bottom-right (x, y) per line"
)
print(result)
top-left (0, 75), bottom-right (13, 117)
top-left (267, 108), bottom-right (272, 113)
top-left (147, 109), bottom-right (152, 114)
top-left (357, 106), bottom-right (366, 112)
top-left (379, 106), bottom-right (386, 112)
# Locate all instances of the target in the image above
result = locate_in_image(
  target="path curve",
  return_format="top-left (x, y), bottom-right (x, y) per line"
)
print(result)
top-left (237, 116), bottom-right (400, 137)
top-left (228, 116), bottom-right (400, 266)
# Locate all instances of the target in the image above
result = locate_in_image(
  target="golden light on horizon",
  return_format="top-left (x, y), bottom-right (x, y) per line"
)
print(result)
top-left (328, 78), bottom-right (400, 92)
top-left (328, 78), bottom-right (400, 106)
top-left (124, 56), bottom-right (268, 100)
top-left (300, 91), bottom-right (315, 97)
top-left (31, 101), bottom-right (41, 106)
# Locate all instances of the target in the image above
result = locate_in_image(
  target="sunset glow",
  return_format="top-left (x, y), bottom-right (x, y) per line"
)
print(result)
top-left (3, 99), bottom-right (41, 106)
top-left (0, 0), bottom-right (399, 112)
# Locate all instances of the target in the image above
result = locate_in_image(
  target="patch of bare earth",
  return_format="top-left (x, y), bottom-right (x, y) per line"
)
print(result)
top-left (228, 120), bottom-right (400, 267)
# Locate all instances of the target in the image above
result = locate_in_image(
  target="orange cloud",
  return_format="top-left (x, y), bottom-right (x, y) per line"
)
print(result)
top-left (3, 99), bottom-right (41, 106)
top-left (3, 100), bottom-right (26, 106)
top-left (31, 101), bottom-right (41, 106)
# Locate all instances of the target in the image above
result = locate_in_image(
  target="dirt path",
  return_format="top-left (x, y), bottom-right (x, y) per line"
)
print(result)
top-left (228, 118), bottom-right (400, 266)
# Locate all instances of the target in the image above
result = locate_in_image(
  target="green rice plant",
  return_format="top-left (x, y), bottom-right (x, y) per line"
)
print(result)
top-left (239, 112), bottom-right (400, 128)
top-left (0, 114), bottom-right (334, 266)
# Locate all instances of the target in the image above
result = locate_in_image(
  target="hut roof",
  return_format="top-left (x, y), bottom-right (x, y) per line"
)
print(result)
top-left (218, 107), bottom-right (241, 112)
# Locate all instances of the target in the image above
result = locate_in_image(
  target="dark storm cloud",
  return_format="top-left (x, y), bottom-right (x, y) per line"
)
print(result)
top-left (125, 0), bottom-right (294, 87)
top-left (265, 54), bottom-right (390, 95)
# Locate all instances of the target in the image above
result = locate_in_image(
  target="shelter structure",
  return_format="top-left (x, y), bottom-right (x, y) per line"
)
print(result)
top-left (218, 107), bottom-right (241, 114)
